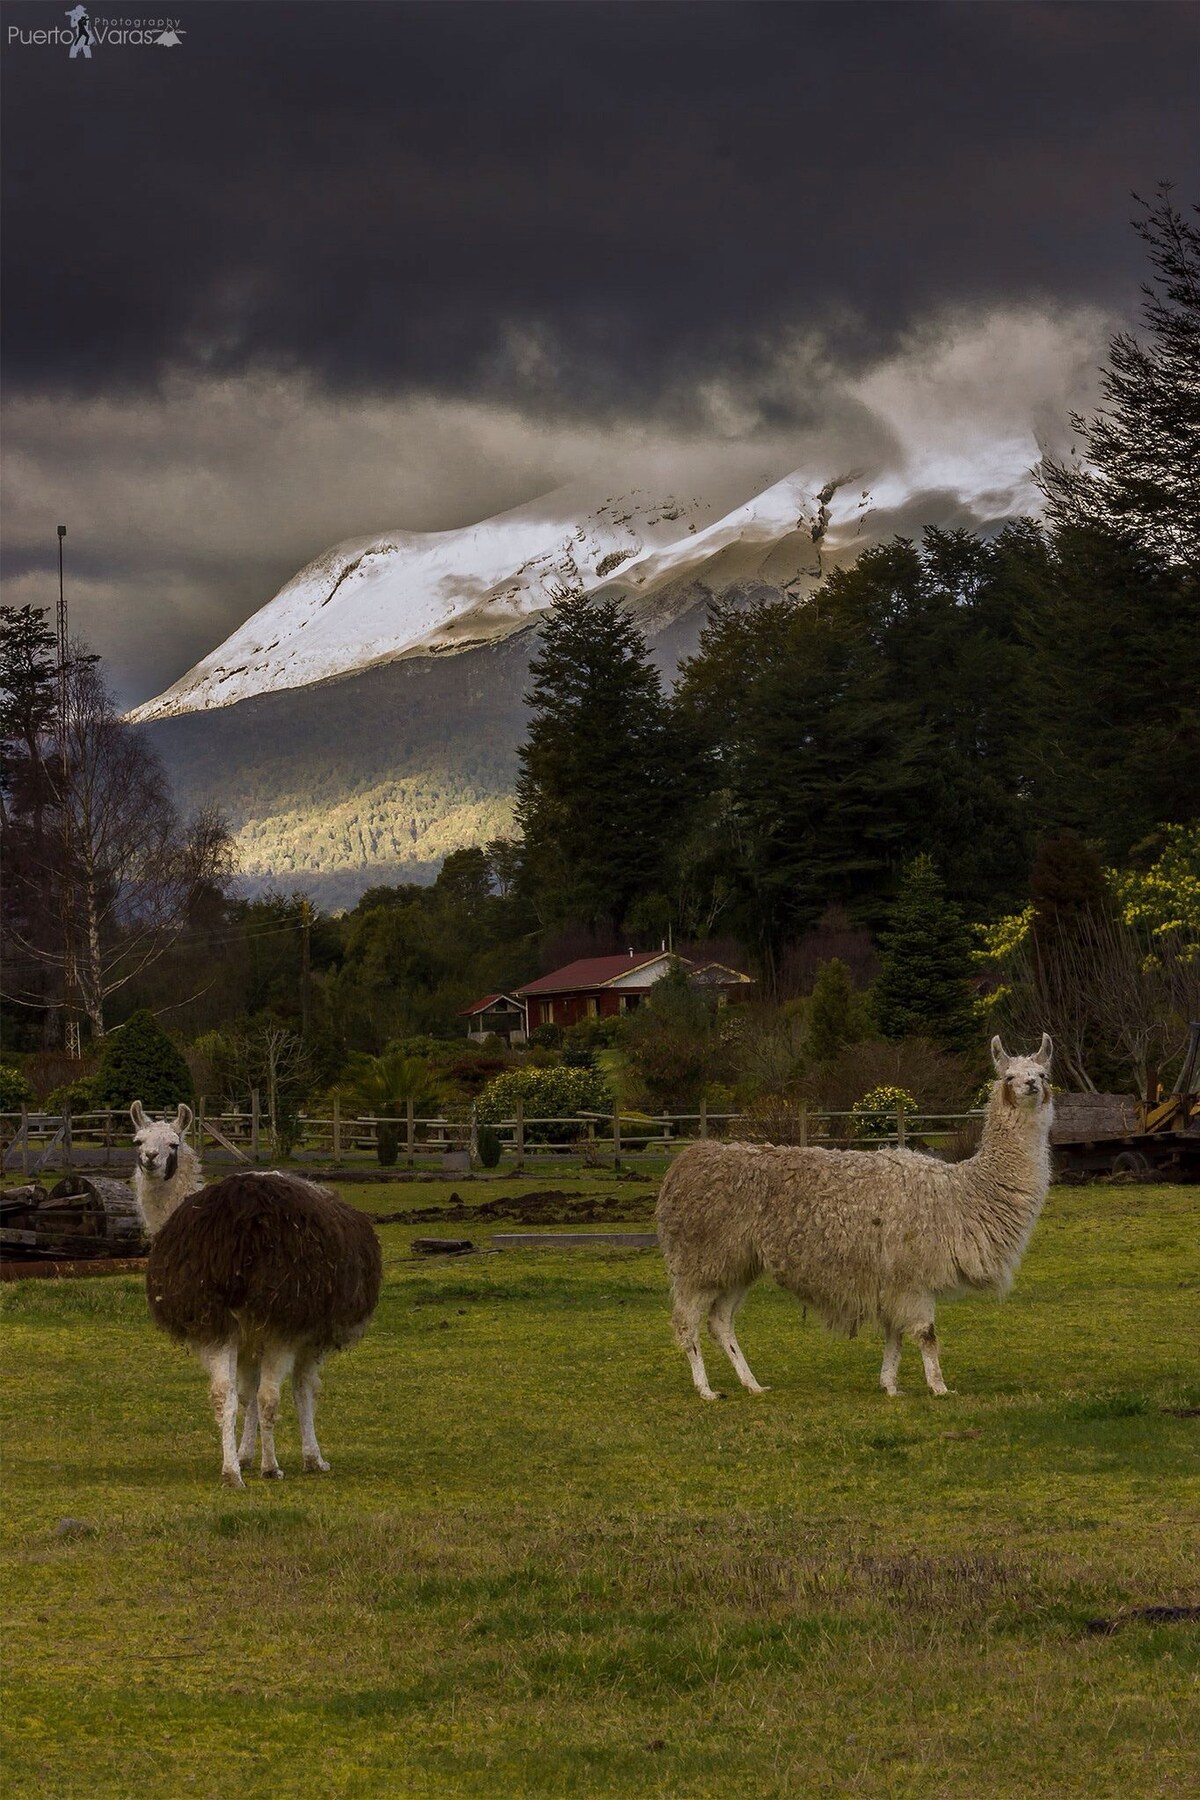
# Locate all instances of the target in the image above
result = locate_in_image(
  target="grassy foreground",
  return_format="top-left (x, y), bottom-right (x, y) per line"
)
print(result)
top-left (1, 1176), bottom-right (1197, 1799)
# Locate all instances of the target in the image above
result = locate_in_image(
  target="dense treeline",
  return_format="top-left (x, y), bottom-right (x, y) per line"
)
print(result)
top-left (516, 191), bottom-right (1198, 973)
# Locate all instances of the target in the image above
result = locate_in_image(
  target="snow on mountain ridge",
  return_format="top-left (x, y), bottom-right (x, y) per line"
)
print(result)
top-left (127, 471), bottom-right (833, 722)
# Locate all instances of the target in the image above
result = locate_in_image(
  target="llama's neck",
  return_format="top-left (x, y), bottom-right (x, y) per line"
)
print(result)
top-left (951, 1090), bottom-right (1054, 1287)
top-left (134, 1145), bottom-right (204, 1236)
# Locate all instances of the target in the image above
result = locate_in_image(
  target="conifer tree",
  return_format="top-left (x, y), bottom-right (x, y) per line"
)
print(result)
top-left (91, 1008), bottom-right (195, 1110)
top-left (1041, 186), bottom-right (1200, 568)
top-left (873, 856), bottom-right (978, 1052)
top-left (807, 957), bottom-right (870, 1062)
top-left (515, 590), bottom-right (682, 932)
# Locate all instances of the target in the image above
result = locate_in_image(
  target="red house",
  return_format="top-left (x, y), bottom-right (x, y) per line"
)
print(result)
top-left (461, 952), bottom-right (754, 1040)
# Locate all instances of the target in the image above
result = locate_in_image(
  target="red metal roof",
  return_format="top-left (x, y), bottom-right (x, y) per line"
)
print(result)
top-left (517, 954), bottom-right (674, 997)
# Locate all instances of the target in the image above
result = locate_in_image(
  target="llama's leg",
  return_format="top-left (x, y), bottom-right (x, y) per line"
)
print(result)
top-left (199, 1340), bottom-right (243, 1488)
top-left (294, 1352), bottom-right (330, 1474)
top-left (879, 1328), bottom-right (903, 1398)
top-left (708, 1287), bottom-right (768, 1394)
top-left (915, 1319), bottom-right (949, 1396)
top-left (256, 1343), bottom-right (296, 1479)
top-left (237, 1355), bottom-right (260, 1468)
top-left (672, 1287), bottom-right (722, 1400)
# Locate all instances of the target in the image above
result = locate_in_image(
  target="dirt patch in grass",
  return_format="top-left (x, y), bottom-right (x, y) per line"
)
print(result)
top-left (1, 1255), bottom-right (147, 1281)
top-left (374, 1188), bottom-right (653, 1227)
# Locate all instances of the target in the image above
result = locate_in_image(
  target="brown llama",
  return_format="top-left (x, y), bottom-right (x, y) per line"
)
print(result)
top-left (145, 1169), bottom-right (382, 1488)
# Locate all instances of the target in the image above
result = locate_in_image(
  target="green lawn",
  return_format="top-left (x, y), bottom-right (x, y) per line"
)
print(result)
top-left (1, 1177), bottom-right (1197, 1799)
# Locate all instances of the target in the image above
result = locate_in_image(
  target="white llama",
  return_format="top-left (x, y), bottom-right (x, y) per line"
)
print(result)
top-left (655, 1035), bottom-right (1055, 1400)
top-left (130, 1101), bottom-right (202, 1233)
top-left (131, 1103), bottom-right (382, 1488)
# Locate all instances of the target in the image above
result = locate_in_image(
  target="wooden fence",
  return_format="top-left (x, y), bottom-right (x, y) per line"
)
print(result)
top-left (1, 1098), bottom-right (986, 1177)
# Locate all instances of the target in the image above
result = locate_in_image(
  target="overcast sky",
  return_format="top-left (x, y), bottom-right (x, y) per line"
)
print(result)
top-left (2, 0), bottom-right (1197, 706)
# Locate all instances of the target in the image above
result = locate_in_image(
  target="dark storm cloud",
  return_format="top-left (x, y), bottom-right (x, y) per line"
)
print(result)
top-left (3, 0), bottom-right (1197, 406)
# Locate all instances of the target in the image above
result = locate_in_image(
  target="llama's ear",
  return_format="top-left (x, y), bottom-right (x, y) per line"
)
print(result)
top-left (174, 1103), bottom-right (194, 1136)
top-left (1036, 1033), bottom-right (1053, 1069)
top-left (990, 1036), bottom-right (1009, 1074)
top-left (130, 1100), bottom-right (147, 1129)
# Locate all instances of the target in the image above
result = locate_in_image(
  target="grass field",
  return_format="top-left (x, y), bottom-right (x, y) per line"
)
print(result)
top-left (2, 1175), bottom-right (1197, 1799)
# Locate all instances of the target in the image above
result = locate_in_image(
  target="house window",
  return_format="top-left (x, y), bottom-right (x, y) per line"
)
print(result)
top-left (540, 1001), bottom-right (551, 1025)
top-left (587, 997), bottom-right (598, 1018)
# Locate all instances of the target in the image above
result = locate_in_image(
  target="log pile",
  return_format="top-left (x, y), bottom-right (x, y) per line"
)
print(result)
top-left (0, 1175), bottom-right (146, 1262)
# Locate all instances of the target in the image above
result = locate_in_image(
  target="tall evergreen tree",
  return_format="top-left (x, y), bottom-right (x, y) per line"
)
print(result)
top-left (515, 591), bottom-right (682, 933)
top-left (873, 855), bottom-right (978, 1052)
top-left (1041, 186), bottom-right (1200, 568)
top-left (807, 957), bottom-right (870, 1063)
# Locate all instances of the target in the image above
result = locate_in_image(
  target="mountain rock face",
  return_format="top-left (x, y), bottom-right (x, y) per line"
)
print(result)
top-left (134, 469), bottom-right (875, 903)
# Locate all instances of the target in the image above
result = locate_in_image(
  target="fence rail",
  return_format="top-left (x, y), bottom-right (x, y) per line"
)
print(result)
top-left (1, 1101), bottom-right (986, 1177)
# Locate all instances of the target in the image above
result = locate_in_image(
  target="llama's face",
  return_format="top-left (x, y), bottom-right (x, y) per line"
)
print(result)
top-left (990, 1036), bottom-right (1053, 1110)
top-left (130, 1101), bottom-right (193, 1179)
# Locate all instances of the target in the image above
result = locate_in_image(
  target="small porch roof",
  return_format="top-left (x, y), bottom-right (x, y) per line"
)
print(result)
top-left (458, 992), bottom-right (524, 1017)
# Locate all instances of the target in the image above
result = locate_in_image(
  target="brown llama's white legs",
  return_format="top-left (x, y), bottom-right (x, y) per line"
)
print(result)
top-left (237, 1354), bottom-right (260, 1468)
top-left (200, 1340), bottom-right (243, 1488)
top-left (294, 1353), bottom-right (330, 1473)
top-left (880, 1328), bottom-right (903, 1397)
top-left (256, 1344), bottom-right (296, 1479)
top-left (917, 1321), bottom-right (949, 1396)
top-left (708, 1287), bottom-right (768, 1394)
top-left (672, 1287), bottom-right (722, 1400)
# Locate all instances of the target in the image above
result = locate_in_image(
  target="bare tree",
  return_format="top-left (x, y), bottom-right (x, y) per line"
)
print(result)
top-left (2, 651), bottom-right (234, 1037)
top-left (1001, 907), bottom-right (1193, 1099)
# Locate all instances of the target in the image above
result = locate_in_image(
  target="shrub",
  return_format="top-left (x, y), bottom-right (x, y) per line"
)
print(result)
top-left (443, 1049), bottom-right (511, 1098)
top-left (564, 1013), bottom-right (626, 1053)
top-left (0, 1066), bottom-right (34, 1111)
top-left (528, 1023), bottom-right (563, 1050)
top-left (851, 1085), bottom-right (920, 1140)
top-left (476, 1124), bottom-right (503, 1168)
top-left (91, 1011), bottom-right (195, 1111)
top-left (273, 1100), bottom-right (303, 1161)
top-left (45, 1077), bottom-right (98, 1114)
top-left (377, 1122), bottom-right (400, 1167)
top-left (476, 1065), bottom-right (612, 1141)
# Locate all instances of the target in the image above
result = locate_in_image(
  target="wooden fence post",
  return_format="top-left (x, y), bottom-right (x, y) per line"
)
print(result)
top-left (197, 1097), bottom-right (206, 1159)
top-left (515, 1099), bottom-right (525, 1173)
top-left (406, 1097), bottom-right (415, 1168)
top-left (62, 1101), bottom-right (72, 1171)
top-left (332, 1095), bottom-right (341, 1163)
top-left (105, 1109), bottom-right (114, 1168)
top-left (250, 1089), bottom-right (261, 1161)
top-left (799, 1102), bottom-right (808, 1149)
top-left (897, 1105), bottom-right (906, 1149)
top-left (20, 1104), bottom-right (29, 1179)
top-left (612, 1105), bottom-right (622, 1171)
top-left (699, 1096), bottom-right (708, 1139)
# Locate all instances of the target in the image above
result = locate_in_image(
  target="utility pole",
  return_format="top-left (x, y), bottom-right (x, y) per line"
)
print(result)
top-left (300, 896), bottom-right (311, 1037)
top-left (56, 525), bottom-right (81, 1059)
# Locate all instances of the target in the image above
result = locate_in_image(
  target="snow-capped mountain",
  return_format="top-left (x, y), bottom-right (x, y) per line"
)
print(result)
top-left (129, 470), bottom-right (869, 723)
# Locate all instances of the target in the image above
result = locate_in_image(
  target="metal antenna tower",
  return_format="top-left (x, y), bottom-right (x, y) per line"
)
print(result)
top-left (56, 525), bottom-right (81, 1058)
